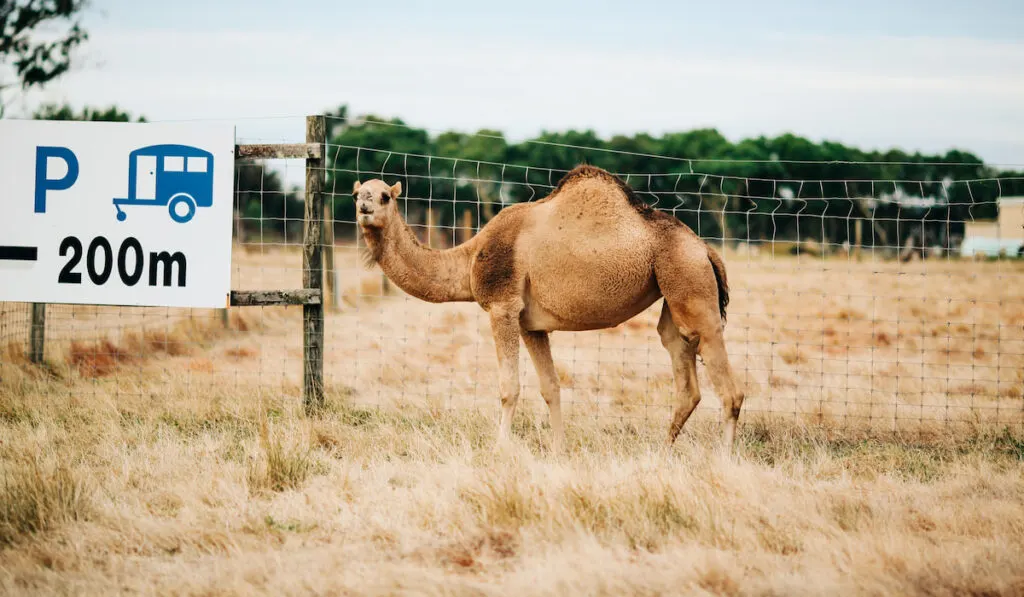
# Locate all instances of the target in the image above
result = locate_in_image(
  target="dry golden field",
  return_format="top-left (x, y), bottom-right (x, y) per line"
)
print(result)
top-left (1, 242), bottom-right (1023, 595)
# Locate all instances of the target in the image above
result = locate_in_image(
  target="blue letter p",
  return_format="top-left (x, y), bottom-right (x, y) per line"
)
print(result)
top-left (34, 146), bottom-right (79, 213)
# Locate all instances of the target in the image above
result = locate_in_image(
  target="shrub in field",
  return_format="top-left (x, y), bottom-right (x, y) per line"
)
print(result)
top-left (0, 457), bottom-right (91, 546)
top-left (247, 412), bottom-right (317, 494)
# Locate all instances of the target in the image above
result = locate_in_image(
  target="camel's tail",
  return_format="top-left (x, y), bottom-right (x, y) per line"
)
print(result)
top-left (706, 244), bottom-right (729, 324)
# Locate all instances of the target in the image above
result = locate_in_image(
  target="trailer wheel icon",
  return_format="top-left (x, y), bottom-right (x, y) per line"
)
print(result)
top-left (113, 144), bottom-right (214, 223)
top-left (168, 193), bottom-right (197, 223)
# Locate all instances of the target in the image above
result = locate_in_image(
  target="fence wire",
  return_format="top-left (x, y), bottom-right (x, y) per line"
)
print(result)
top-left (0, 155), bottom-right (311, 406)
top-left (2, 123), bottom-right (1022, 439)
top-left (322, 142), bottom-right (1024, 436)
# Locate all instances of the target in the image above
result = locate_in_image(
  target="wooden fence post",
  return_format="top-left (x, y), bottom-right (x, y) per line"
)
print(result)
top-left (323, 202), bottom-right (337, 310)
top-left (303, 115), bottom-right (326, 414)
top-left (460, 208), bottom-right (473, 244)
top-left (854, 218), bottom-right (863, 261)
top-left (29, 303), bottom-right (45, 364)
top-left (426, 206), bottom-right (437, 247)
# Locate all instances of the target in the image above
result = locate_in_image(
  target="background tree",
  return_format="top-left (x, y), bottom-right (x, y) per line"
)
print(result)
top-left (235, 163), bottom-right (303, 242)
top-left (32, 101), bottom-right (144, 122)
top-left (1, 0), bottom-right (89, 117)
top-left (325, 111), bottom-right (431, 238)
top-left (432, 128), bottom-right (509, 235)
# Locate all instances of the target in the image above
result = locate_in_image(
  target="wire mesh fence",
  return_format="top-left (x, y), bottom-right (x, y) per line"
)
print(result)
top-left (321, 135), bottom-right (1024, 437)
top-left (2, 115), bottom-right (1023, 440)
top-left (0, 151), bottom-right (312, 403)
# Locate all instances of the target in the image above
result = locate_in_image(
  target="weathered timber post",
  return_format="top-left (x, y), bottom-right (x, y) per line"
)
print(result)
top-left (323, 202), bottom-right (338, 310)
top-left (426, 206), bottom-right (438, 247)
top-left (854, 219), bottom-right (863, 261)
top-left (303, 115), bottom-right (326, 413)
top-left (460, 208), bottom-right (473, 244)
top-left (29, 303), bottom-right (45, 364)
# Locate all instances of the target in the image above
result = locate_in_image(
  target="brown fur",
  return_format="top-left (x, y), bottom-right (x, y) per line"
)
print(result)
top-left (352, 165), bottom-right (745, 455)
top-left (549, 164), bottom-right (660, 221)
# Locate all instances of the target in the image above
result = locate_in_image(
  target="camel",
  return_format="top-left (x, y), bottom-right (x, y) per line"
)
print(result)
top-left (352, 164), bottom-right (745, 455)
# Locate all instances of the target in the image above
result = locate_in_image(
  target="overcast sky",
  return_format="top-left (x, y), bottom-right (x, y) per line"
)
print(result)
top-left (12, 0), bottom-right (1024, 171)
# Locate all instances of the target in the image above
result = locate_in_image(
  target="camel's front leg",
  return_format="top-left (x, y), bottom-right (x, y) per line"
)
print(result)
top-left (489, 304), bottom-right (522, 446)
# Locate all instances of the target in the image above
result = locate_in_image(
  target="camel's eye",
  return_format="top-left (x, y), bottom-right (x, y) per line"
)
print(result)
top-left (381, 192), bottom-right (390, 204)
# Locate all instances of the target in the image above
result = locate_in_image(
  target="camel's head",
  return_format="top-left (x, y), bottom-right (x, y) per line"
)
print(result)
top-left (352, 178), bottom-right (402, 229)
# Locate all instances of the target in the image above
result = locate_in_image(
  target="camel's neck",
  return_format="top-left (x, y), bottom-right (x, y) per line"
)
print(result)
top-left (362, 214), bottom-right (475, 303)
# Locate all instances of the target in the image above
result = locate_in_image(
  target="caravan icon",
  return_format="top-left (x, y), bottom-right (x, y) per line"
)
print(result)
top-left (113, 144), bottom-right (214, 223)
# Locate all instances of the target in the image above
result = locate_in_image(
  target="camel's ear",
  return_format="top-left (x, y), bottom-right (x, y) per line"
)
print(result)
top-left (352, 180), bottom-right (362, 195)
top-left (389, 181), bottom-right (402, 199)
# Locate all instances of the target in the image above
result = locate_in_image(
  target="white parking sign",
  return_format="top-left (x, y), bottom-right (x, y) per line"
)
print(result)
top-left (0, 120), bottom-right (235, 308)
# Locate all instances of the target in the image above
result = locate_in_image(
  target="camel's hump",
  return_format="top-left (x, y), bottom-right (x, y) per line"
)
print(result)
top-left (547, 164), bottom-right (659, 218)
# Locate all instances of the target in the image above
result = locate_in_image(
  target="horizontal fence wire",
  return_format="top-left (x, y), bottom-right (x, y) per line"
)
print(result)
top-left (2, 121), bottom-right (1022, 441)
top-left (320, 141), bottom-right (1024, 437)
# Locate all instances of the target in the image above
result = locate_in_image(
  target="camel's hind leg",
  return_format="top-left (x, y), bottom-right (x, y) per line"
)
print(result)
top-left (698, 322), bottom-right (744, 454)
top-left (489, 303), bottom-right (522, 447)
top-left (656, 250), bottom-right (745, 455)
top-left (657, 301), bottom-right (702, 446)
top-left (522, 330), bottom-right (563, 454)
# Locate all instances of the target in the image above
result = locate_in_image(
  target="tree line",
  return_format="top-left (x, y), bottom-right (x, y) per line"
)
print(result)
top-left (323, 105), bottom-right (1023, 253)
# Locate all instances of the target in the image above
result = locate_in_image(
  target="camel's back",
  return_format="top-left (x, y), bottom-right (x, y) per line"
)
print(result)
top-left (530, 176), bottom-right (654, 246)
top-left (517, 166), bottom-right (666, 329)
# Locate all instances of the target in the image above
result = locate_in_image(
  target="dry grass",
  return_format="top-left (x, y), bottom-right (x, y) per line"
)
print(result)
top-left (56, 311), bottom-right (257, 379)
top-left (1, 244), bottom-right (1024, 594)
top-left (0, 375), bottom-right (1021, 595)
top-left (224, 345), bottom-right (259, 359)
top-left (247, 409), bottom-right (319, 494)
top-left (0, 458), bottom-right (92, 548)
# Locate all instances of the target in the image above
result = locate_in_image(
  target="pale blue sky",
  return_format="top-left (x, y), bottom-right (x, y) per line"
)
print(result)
top-left (93, 0), bottom-right (1024, 42)
top-left (12, 0), bottom-right (1024, 169)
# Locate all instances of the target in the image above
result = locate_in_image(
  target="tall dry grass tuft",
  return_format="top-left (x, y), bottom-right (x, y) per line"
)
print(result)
top-left (247, 409), bottom-right (318, 494)
top-left (0, 457), bottom-right (92, 547)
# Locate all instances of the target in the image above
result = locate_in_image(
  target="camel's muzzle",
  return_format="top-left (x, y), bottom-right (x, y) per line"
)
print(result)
top-left (357, 212), bottom-right (378, 227)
